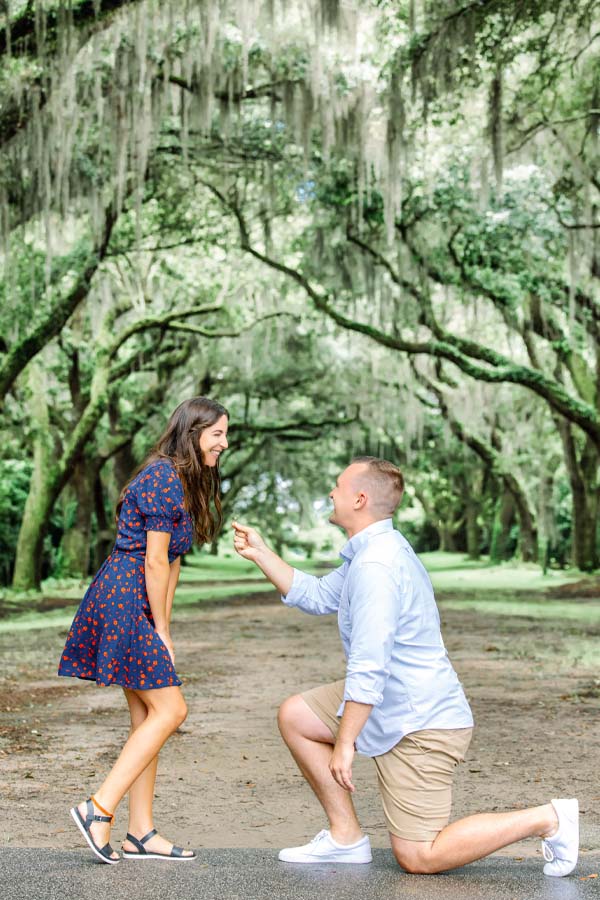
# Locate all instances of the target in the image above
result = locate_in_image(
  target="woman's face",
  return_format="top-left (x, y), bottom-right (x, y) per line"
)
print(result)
top-left (199, 414), bottom-right (229, 467)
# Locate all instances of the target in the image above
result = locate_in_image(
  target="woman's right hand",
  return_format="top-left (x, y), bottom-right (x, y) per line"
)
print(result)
top-left (156, 629), bottom-right (175, 666)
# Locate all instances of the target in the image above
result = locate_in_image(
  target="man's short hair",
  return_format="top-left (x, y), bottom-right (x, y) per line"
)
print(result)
top-left (351, 456), bottom-right (405, 516)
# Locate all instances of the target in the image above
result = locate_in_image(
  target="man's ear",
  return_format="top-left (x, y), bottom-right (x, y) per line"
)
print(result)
top-left (355, 491), bottom-right (367, 509)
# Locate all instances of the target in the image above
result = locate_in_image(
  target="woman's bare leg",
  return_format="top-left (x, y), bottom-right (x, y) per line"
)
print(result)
top-left (121, 689), bottom-right (193, 856)
top-left (75, 685), bottom-right (187, 854)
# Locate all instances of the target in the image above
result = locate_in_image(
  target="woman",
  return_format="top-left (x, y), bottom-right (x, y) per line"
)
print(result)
top-left (58, 396), bottom-right (229, 864)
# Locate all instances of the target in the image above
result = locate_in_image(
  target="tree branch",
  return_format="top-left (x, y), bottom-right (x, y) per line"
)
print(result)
top-left (413, 363), bottom-right (538, 549)
top-left (106, 302), bottom-right (223, 359)
top-left (204, 181), bottom-right (600, 446)
top-left (0, 196), bottom-right (118, 400)
top-left (165, 72), bottom-right (302, 103)
top-left (167, 311), bottom-right (299, 338)
top-left (0, 0), bottom-right (142, 58)
top-left (227, 411), bottom-right (360, 452)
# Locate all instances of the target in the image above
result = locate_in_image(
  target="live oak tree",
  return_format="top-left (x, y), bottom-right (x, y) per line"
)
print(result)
top-left (1, 1), bottom-right (598, 580)
top-left (181, 1), bottom-right (599, 566)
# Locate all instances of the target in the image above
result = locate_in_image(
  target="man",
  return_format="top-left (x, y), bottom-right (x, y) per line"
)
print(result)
top-left (232, 457), bottom-right (578, 876)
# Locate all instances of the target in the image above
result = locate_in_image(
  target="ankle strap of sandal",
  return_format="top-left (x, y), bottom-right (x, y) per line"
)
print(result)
top-left (91, 795), bottom-right (114, 824)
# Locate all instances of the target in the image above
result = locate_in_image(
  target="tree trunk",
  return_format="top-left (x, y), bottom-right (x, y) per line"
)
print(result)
top-left (559, 425), bottom-right (599, 570)
top-left (94, 471), bottom-right (114, 571)
top-left (457, 468), bottom-right (482, 560)
top-left (571, 481), bottom-right (599, 571)
top-left (514, 498), bottom-right (538, 563)
top-left (12, 362), bottom-right (54, 590)
top-left (465, 499), bottom-right (480, 560)
top-left (503, 472), bottom-right (538, 562)
top-left (439, 523), bottom-right (457, 552)
top-left (112, 437), bottom-right (137, 491)
top-left (573, 440), bottom-right (599, 570)
top-left (489, 489), bottom-right (515, 562)
top-left (12, 358), bottom-right (111, 588)
top-left (59, 457), bottom-right (95, 578)
top-left (12, 484), bottom-right (53, 590)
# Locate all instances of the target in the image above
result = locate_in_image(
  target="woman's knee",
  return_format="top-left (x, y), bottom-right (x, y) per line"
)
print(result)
top-left (170, 698), bottom-right (188, 729)
top-left (144, 690), bottom-right (187, 731)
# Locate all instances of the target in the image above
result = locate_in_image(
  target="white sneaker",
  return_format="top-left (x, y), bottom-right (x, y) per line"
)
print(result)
top-left (278, 829), bottom-right (372, 864)
top-left (542, 798), bottom-right (579, 877)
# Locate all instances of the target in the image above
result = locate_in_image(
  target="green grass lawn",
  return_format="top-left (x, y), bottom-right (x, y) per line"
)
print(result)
top-left (179, 554), bottom-right (262, 581)
top-left (439, 596), bottom-right (600, 624)
top-left (0, 580), bottom-right (275, 634)
top-left (0, 551), bottom-right (595, 634)
top-left (178, 552), bottom-right (329, 581)
top-left (420, 552), bottom-right (584, 594)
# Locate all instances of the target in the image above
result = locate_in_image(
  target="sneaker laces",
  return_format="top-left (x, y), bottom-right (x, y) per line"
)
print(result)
top-left (309, 830), bottom-right (330, 846)
top-left (542, 839), bottom-right (555, 862)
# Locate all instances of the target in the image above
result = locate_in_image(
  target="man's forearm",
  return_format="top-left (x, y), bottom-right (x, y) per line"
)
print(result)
top-left (253, 547), bottom-right (295, 595)
top-left (337, 700), bottom-right (373, 747)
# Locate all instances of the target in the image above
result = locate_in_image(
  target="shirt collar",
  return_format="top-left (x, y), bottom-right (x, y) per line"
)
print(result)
top-left (339, 518), bottom-right (394, 562)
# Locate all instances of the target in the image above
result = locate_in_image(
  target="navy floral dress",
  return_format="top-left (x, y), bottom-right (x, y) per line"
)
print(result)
top-left (58, 459), bottom-right (193, 690)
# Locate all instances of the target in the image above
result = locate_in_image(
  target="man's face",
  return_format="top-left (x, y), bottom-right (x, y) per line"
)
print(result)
top-left (329, 464), bottom-right (365, 528)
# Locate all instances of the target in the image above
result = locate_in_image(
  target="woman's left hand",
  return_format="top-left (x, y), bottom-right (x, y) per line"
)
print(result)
top-left (156, 629), bottom-right (175, 666)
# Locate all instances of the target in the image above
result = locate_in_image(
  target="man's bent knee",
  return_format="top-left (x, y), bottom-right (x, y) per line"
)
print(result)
top-left (277, 694), bottom-right (303, 736)
top-left (278, 694), bottom-right (336, 746)
top-left (391, 840), bottom-right (436, 875)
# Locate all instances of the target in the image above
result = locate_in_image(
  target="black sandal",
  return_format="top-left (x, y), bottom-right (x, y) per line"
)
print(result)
top-left (122, 828), bottom-right (196, 861)
top-left (70, 796), bottom-right (120, 865)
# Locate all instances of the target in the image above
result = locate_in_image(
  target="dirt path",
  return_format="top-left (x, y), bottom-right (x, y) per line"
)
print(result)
top-left (0, 593), bottom-right (598, 858)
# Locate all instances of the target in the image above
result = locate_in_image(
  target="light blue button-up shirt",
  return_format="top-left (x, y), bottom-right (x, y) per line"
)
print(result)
top-left (283, 518), bottom-right (474, 757)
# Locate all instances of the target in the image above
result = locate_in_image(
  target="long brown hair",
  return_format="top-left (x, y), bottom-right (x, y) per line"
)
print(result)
top-left (117, 397), bottom-right (229, 545)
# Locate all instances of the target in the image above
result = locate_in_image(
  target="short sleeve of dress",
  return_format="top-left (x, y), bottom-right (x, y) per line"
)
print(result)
top-left (134, 460), bottom-right (185, 534)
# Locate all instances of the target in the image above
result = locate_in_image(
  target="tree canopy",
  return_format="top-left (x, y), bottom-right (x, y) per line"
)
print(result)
top-left (1, 0), bottom-right (598, 588)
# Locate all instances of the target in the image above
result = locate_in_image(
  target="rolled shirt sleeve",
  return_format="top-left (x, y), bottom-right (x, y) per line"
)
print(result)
top-left (282, 565), bottom-right (346, 615)
top-left (343, 562), bottom-right (403, 707)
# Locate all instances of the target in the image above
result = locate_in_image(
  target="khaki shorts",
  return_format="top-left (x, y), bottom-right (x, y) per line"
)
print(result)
top-left (302, 679), bottom-right (473, 841)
